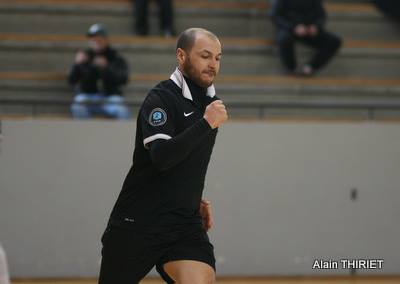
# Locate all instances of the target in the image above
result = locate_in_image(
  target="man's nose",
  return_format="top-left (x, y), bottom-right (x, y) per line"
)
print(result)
top-left (209, 59), bottom-right (217, 70)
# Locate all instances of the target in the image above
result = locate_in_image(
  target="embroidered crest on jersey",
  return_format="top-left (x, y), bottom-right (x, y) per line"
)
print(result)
top-left (149, 108), bottom-right (167, 126)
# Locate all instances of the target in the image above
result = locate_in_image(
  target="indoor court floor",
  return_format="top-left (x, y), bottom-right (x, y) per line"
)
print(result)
top-left (12, 277), bottom-right (400, 284)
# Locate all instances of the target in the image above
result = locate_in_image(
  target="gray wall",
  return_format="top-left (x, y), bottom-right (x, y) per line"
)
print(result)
top-left (0, 119), bottom-right (399, 278)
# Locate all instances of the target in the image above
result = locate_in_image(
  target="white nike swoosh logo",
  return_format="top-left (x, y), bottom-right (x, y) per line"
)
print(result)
top-left (184, 111), bottom-right (194, 117)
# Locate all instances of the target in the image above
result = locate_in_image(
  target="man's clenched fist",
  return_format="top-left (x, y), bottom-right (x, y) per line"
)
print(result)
top-left (204, 100), bottom-right (228, 129)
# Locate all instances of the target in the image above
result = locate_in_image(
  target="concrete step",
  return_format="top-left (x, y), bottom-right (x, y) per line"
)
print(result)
top-left (2, 75), bottom-right (400, 103)
top-left (1, 35), bottom-right (399, 78)
top-left (1, 73), bottom-right (400, 119)
top-left (0, 1), bottom-right (398, 40)
top-left (0, 0), bottom-right (373, 8)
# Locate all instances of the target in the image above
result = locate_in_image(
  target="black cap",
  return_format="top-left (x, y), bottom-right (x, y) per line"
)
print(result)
top-left (87, 23), bottom-right (108, 37)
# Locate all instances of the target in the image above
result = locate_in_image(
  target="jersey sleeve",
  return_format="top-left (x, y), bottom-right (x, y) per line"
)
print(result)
top-left (139, 92), bottom-right (176, 149)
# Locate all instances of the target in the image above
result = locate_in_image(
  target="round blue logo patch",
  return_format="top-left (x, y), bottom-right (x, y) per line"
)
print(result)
top-left (149, 108), bottom-right (167, 126)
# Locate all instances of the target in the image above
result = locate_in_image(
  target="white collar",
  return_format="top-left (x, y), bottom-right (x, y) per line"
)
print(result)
top-left (170, 67), bottom-right (216, 101)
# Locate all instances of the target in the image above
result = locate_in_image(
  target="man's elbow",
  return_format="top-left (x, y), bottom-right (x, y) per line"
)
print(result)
top-left (151, 158), bottom-right (174, 172)
top-left (68, 77), bottom-right (77, 86)
top-left (149, 145), bottom-right (173, 172)
top-left (117, 74), bottom-right (129, 86)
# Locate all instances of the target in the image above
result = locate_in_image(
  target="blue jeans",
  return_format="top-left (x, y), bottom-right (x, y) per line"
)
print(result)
top-left (71, 94), bottom-right (131, 120)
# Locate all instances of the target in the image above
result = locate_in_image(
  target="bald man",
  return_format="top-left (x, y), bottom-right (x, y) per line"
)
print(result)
top-left (98, 28), bottom-right (227, 284)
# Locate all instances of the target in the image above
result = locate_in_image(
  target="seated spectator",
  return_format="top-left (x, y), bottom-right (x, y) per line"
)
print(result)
top-left (270, 0), bottom-right (342, 76)
top-left (372, 0), bottom-right (400, 20)
top-left (69, 24), bottom-right (131, 119)
top-left (133, 0), bottom-right (175, 37)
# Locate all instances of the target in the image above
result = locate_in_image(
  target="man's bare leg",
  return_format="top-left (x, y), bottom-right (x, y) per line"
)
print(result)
top-left (163, 260), bottom-right (215, 284)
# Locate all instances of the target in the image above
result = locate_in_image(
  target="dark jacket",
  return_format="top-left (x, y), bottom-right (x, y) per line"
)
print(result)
top-left (270, 0), bottom-right (326, 31)
top-left (68, 46), bottom-right (129, 96)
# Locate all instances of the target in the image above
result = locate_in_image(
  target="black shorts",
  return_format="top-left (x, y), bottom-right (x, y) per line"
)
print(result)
top-left (98, 223), bottom-right (215, 284)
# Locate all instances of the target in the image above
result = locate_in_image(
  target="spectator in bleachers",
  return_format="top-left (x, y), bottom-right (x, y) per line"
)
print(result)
top-left (372, 0), bottom-right (400, 20)
top-left (133, 0), bottom-right (175, 37)
top-left (270, 0), bottom-right (342, 76)
top-left (69, 24), bottom-right (131, 119)
top-left (0, 242), bottom-right (10, 284)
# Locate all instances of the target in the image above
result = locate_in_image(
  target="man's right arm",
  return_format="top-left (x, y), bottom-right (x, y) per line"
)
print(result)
top-left (149, 118), bottom-right (213, 171)
top-left (103, 56), bottom-right (129, 86)
top-left (143, 99), bottom-right (227, 172)
top-left (68, 64), bottom-right (81, 85)
top-left (312, 0), bottom-right (327, 30)
top-left (68, 50), bottom-right (91, 85)
top-left (270, 0), bottom-right (294, 31)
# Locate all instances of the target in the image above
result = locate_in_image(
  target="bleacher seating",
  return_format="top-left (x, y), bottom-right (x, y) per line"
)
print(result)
top-left (0, 0), bottom-right (399, 119)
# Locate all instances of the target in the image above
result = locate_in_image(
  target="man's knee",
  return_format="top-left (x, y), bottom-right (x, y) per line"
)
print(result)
top-left (115, 106), bottom-right (131, 119)
top-left (103, 96), bottom-right (131, 119)
top-left (203, 270), bottom-right (216, 284)
top-left (163, 260), bottom-right (215, 284)
top-left (177, 269), bottom-right (215, 284)
top-left (104, 105), bottom-right (131, 119)
top-left (71, 103), bottom-right (91, 118)
top-left (331, 34), bottom-right (342, 51)
top-left (321, 31), bottom-right (342, 51)
top-left (192, 267), bottom-right (215, 284)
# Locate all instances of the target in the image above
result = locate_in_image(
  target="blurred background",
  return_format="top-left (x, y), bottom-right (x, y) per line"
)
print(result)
top-left (0, 0), bottom-right (399, 283)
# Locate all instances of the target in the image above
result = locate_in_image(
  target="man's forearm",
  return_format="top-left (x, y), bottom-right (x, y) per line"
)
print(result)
top-left (149, 118), bottom-right (213, 171)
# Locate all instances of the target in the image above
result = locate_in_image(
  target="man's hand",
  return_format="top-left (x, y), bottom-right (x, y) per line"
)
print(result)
top-left (294, 24), bottom-right (308, 37)
top-left (75, 50), bottom-right (88, 64)
top-left (199, 199), bottom-right (214, 232)
top-left (204, 100), bottom-right (228, 129)
top-left (93, 56), bottom-right (108, 69)
top-left (308, 25), bottom-right (319, 36)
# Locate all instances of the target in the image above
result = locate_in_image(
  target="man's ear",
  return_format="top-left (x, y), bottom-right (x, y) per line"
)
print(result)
top-left (176, 48), bottom-right (186, 65)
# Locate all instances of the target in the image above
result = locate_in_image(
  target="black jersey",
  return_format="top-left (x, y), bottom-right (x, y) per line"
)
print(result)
top-left (109, 68), bottom-right (219, 229)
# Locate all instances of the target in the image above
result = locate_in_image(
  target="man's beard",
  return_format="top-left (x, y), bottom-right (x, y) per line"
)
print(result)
top-left (182, 57), bottom-right (214, 88)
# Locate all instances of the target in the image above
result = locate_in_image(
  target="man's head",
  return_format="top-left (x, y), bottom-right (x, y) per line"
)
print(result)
top-left (176, 28), bottom-right (222, 88)
top-left (87, 23), bottom-right (109, 53)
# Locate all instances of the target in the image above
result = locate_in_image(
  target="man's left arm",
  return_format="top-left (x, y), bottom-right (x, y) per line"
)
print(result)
top-left (103, 56), bottom-right (129, 86)
top-left (313, 0), bottom-right (327, 30)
